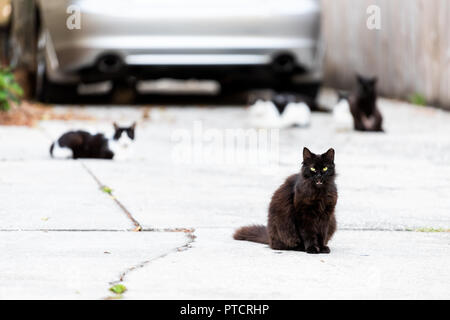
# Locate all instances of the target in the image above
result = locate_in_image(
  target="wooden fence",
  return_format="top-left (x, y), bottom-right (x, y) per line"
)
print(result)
top-left (322, 0), bottom-right (450, 109)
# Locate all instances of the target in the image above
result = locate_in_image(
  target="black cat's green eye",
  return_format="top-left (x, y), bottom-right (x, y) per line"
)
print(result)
top-left (310, 167), bottom-right (316, 172)
top-left (323, 167), bottom-right (328, 172)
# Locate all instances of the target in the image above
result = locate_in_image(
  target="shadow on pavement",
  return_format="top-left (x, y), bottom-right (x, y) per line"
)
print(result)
top-left (41, 87), bottom-right (328, 112)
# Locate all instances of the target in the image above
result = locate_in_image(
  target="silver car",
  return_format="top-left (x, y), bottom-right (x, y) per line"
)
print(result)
top-left (13, 0), bottom-right (322, 102)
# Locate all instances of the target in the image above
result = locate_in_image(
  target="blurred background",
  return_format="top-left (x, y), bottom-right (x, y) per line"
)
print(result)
top-left (322, 0), bottom-right (449, 109)
top-left (0, 0), bottom-right (448, 109)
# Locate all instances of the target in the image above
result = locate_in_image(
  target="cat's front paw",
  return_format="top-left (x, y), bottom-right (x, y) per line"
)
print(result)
top-left (306, 245), bottom-right (320, 254)
top-left (320, 246), bottom-right (331, 254)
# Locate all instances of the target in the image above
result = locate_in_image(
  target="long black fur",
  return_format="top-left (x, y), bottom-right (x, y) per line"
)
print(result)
top-left (349, 74), bottom-right (384, 132)
top-left (50, 131), bottom-right (113, 159)
top-left (234, 148), bottom-right (338, 254)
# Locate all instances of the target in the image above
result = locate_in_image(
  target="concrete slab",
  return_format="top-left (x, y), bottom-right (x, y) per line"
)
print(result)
top-left (79, 99), bottom-right (450, 231)
top-left (0, 126), bottom-right (50, 161)
top-left (84, 158), bottom-right (450, 231)
top-left (124, 228), bottom-right (450, 300)
top-left (0, 161), bottom-right (133, 230)
top-left (2, 94), bottom-right (449, 299)
top-left (0, 231), bottom-right (187, 299)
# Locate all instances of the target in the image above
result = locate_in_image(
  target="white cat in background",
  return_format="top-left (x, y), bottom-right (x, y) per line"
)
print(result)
top-left (247, 99), bottom-right (281, 128)
top-left (332, 92), bottom-right (354, 131)
top-left (280, 102), bottom-right (311, 128)
top-left (248, 99), bottom-right (311, 129)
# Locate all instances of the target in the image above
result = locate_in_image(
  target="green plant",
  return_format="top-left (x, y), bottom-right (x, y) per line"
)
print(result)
top-left (109, 284), bottom-right (127, 294)
top-left (408, 93), bottom-right (427, 106)
top-left (0, 68), bottom-right (23, 111)
top-left (101, 186), bottom-right (113, 195)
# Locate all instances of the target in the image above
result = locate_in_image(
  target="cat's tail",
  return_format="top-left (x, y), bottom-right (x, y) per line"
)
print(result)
top-left (233, 225), bottom-right (269, 245)
top-left (49, 142), bottom-right (55, 158)
top-left (49, 140), bottom-right (73, 159)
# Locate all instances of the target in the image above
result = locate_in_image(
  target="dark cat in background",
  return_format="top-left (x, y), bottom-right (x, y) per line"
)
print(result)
top-left (50, 123), bottom-right (136, 159)
top-left (234, 148), bottom-right (338, 254)
top-left (349, 74), bottom-right (384, 132)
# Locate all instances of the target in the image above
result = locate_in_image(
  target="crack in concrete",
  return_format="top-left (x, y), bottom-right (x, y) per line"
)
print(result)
top-left (338, 227), bottom-right (419, 232)
top-left (189, 226), bottom-right (423, 232)
top-left (78, 161), bottom-right (198, 299)
top-left (80, 162), bottom-right (143, 230)
top-left (105, 228), bottom-right (196, 299)
top-left (111, 229), bottom-right (196, 284)
top-left (72, 161), bottom-right (198, 299)
top-left (0, 229), bottom-right (132, 232)
top-left (79, 160), bottom-right (193, 299)
top-left (0, 227), bottom-right (444, 233)
top-left (102, 225), bottom-right (448, 298)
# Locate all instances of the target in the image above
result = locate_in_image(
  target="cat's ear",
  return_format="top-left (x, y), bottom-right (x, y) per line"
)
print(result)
top-left (113, 122), bottom-right (119, 130)
top-left (303, 147), bottom-right (314, 161)
top-left (356, 73), bottom-right (364, 84)
top-left (131, 122), bottom-right (137, 130)
top-left (323, 148), bottom-right (335, 163)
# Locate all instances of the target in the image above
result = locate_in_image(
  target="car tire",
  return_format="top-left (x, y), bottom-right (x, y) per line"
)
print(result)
top-left (35, 27), bottom-right (77, 103)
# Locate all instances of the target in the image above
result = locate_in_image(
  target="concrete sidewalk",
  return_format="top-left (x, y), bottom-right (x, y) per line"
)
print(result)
top-left (0, 94), bottom-right (449, 299)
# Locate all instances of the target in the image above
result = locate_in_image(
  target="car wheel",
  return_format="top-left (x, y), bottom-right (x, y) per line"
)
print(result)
top-left (35, 27), bottom-right (77, 103)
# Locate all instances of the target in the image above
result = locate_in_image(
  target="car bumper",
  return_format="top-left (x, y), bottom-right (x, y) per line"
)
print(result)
top-left (39, 0), bottom-right (322, 83)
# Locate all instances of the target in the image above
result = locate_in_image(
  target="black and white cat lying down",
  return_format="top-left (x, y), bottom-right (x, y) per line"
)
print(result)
top-left (50, 122), bottom-right (136, 160)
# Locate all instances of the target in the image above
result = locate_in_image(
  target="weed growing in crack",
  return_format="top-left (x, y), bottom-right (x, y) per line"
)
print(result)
top-left (109, 284), bottom-right (127, 294)
top-left (100, 186), bottom-right (113, 195)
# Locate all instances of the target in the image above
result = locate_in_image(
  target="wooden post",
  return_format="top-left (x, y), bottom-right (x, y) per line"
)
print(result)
top-left (10, 0), bottom-right (36, 69)
top-left (9, 0), bottom-right (36, 98)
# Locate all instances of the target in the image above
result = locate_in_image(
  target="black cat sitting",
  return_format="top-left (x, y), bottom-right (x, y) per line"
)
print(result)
top-left (349, 74), bottom-right (384, 132)
top-left (234, 147), bottom-right (338, 254)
